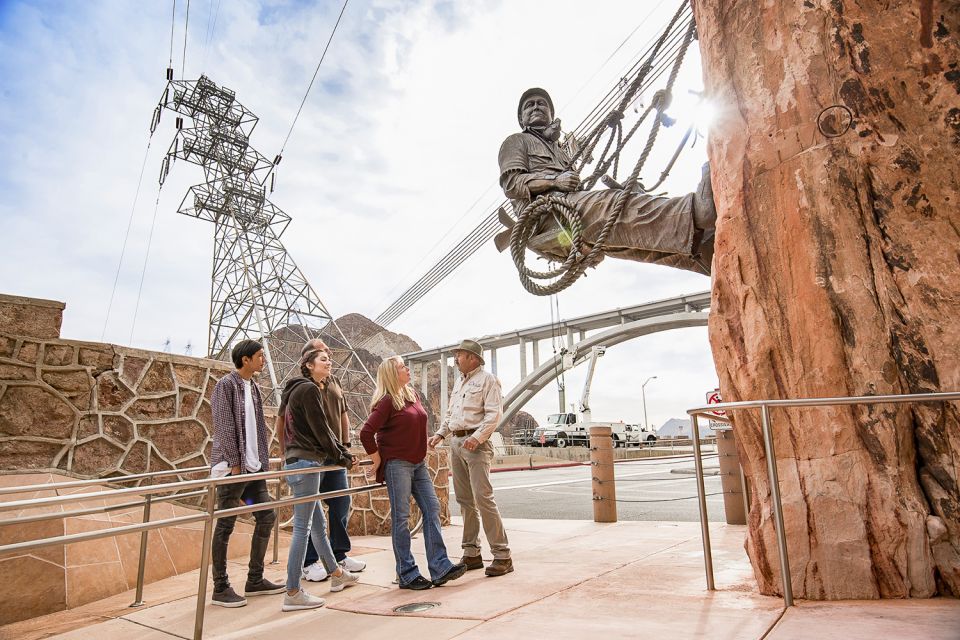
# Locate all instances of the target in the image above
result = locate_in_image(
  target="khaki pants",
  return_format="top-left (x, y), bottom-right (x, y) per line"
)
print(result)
top-left (450, 435), bottom-right (510, 560)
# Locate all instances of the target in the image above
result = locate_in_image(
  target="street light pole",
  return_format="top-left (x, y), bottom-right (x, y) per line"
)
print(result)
top-left (641, 376), bottom-right (657, 430)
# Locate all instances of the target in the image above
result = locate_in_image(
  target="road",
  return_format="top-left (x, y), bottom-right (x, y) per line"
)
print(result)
top-left (449, 453), bottom-right (727, 522)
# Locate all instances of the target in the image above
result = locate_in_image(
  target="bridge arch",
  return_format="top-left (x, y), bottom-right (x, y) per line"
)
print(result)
top-left (501, 311), bottom-right (709, 425)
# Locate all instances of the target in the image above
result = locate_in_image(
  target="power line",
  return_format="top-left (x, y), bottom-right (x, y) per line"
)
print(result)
top-left (274, 0), bottom-right (350, 161)
top-left (374, 12), bottom-right (696, 326)
top-left (168, 0), bottom-right (177, 68)
top-left (129, 194), bottom-right (163, 345)
top-left (181, 0), bottom-right (191, 79)
top-left (376, 29), bottom-right (682, 326)
top-left (102, 137), bottom-right (153, 342)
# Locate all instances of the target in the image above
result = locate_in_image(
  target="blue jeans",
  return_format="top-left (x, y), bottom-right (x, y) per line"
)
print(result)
top-left (285, 459), bottom-right (338, 591)
top-left (384, 459), bottom-right (453, 585)
top-left (303, 465), bottom-right (350, 566)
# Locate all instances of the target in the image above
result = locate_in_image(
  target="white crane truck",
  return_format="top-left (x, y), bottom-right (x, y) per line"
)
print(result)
top-left (532, 346), bottom-right (658, 448)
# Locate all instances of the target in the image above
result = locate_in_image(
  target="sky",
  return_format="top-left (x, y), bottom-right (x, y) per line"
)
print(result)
top-left (0, 0), bottom-right (720, 430)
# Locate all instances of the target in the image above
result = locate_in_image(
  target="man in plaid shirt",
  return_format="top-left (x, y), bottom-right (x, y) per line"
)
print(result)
top-left (209, 339), bottom-right (284, 607)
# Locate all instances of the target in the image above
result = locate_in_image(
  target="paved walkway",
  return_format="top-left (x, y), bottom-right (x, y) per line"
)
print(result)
top-left (4, 518), bottom-right (958, 639)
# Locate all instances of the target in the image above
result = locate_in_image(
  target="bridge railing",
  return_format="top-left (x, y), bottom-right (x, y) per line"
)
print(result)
top-left (0, 459), bottom-right (385, 639)
top-left (685, 391), bottom-right (960, 609)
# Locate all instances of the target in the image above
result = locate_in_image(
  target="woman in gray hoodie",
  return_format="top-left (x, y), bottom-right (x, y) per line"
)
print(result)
top-left (280, 348), bottom-right (358, 611)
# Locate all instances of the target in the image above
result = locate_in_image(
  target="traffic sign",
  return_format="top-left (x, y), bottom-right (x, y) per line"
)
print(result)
top-left (706, 388), bottom-right (725, 417)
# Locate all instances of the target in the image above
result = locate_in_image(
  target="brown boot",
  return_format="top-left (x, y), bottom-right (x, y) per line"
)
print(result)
top-left (461, 555), bottom-right (484, 571)
top-left (484, 558), bottom-right (514, 577)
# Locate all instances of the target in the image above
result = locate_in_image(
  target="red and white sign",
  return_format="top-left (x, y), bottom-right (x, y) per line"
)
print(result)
top-left (706, 389), bottom-right (726, 417)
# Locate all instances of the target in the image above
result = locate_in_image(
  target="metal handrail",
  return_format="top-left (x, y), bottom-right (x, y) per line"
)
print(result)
top-left (685, 390), bottom-right (960, 608)
top-left (0, 459), bottom-right (386, 639)
top-left (0, 488), bottom-right (208, 527)
top-left (0, 462), bottom-right (351, 513)
top-left (0, 456), bottom-right (287, 496)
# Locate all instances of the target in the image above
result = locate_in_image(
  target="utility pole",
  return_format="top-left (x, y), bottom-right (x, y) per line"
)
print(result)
top-left (641, 375), bottom-right (657, 430)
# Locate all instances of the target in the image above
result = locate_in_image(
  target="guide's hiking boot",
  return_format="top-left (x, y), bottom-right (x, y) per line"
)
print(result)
top-left (461, 555), bottom-right (484, 571)
top-left (485, 558), bottom-right (514, 577)
top-left (211, 586), bottom-right (247, 608)
top-left (282, 589), bottom-right (325, 611)
top-left (244, 577), bottom-right (285, 597)
top-left (330, 569), bottom-right (359, 592)
top-left (399, 575), bottom-right (434, 590)
top-left (432, 563), bottom-right (467, 587)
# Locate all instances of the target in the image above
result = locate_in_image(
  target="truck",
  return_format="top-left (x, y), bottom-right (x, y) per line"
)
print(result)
top-left (533, 413), bottom-right (657, 448)
top-left (530, 346), bottom-right (659, 448)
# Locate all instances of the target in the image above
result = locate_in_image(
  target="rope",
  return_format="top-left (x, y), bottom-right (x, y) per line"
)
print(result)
top-left (510, 2), bottom-right (698, 296)
top-left (374, 3), bottom-right (696, 324)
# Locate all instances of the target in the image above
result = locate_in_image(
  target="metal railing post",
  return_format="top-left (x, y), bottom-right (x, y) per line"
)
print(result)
top-left (760, 404), bottom-right (793, 607)
top-left (129, 494), bottom-right (153, 607)
top-left (193, 484), bottom-right (217, 640)
top-left (690, 414), bottom-right (714, 591)
top-left (271, 479), bottom-right (281, 564)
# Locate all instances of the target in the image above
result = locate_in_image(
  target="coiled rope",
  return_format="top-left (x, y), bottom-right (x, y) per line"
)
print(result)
top-left (510, 4), bottom-right (697, 296)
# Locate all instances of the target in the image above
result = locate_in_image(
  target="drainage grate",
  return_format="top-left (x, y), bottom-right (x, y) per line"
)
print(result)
top-left (393, 602), bottom-right (440, 613)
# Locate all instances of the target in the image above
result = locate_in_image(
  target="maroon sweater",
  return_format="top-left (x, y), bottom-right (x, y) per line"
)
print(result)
top-left (359, 394), bottom-right (428, 483)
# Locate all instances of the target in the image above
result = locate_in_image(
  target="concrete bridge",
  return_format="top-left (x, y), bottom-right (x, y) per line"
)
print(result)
top-left (404, 290), bottom-right (711, 423)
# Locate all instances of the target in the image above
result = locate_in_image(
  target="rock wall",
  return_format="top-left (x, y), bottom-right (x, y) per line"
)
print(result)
top-left (0, 293), bottom-right (449, 531)
top-left (694, 1), bottom-right (960, 598)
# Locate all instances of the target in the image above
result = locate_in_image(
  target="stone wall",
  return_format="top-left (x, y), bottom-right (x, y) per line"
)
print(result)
top-left (0, 293), bottom-right (449, 530)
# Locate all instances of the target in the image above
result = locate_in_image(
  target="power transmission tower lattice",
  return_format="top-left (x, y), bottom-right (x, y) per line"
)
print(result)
top-left (151, 75), bottom-right (374, 420)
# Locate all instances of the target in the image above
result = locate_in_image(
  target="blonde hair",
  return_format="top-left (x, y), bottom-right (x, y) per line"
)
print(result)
top-left (370, 356), bottom-right (417, 412)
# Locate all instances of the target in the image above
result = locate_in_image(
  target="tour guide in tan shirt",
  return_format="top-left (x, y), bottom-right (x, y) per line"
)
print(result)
top-left (428, 339), bottom-right (513, 577)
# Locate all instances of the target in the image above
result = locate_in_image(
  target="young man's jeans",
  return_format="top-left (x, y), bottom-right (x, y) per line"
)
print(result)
top-left (302, 464), bottom-right (351, 566)
top-left (284, 459), bottom-right (339, 591)
top-left (211, 477), bottom-right (276, 592)
top-left (384, 458), bottom-right (454, 585)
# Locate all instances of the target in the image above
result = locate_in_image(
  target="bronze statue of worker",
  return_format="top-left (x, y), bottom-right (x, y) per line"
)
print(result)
top-left (497, 87), bottom-right (716, 275)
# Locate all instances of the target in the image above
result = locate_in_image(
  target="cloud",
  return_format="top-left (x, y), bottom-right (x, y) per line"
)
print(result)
top-left (0, 0), bottom-right (718, 425)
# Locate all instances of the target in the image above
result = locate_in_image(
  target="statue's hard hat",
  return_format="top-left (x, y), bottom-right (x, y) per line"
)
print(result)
top-left (517, 87), bottom-right (554, 124)
top-left (452, 339), bottom-right (485, 364)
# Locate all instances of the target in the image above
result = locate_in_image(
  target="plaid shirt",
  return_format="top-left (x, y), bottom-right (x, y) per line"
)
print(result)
top-left (211, 370), bottom-right (271, 472)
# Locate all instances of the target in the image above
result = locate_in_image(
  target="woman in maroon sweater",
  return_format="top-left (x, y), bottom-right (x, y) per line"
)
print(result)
top-left (360, 356), bottom-right (466, 590)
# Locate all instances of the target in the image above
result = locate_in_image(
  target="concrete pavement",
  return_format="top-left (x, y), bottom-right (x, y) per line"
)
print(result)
top-left (3, 518), bottom-right (958, 639)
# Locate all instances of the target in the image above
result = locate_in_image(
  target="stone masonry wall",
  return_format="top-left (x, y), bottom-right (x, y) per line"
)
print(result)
top-left (0, 293), bottom-right (449, 529)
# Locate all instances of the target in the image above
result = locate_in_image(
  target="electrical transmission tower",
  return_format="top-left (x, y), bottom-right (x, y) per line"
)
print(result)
top-left (150, 75), bottom-right (374, 418)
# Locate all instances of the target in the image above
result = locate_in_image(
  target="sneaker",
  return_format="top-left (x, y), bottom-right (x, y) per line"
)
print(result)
top-left (329, 568), bottom-right (359, 592)
top-left (461, 555), bottom-right (484, 571)
top-left (339, 556), bottom-right (367, 572)
top-left (282, 589), bottom-right (326, 611)
top-left (302, 562), bottom-right (329, 582)
top-left (211, 586), bottom-right (247, 608)
top-left (432, 562), bottom-right (467, 587)
top-left (398, 575), bottom-right (433, 590)
top-left (244, 577), bottom-right (285, 597)
top-left (485, 558), bottom-right (514, 577)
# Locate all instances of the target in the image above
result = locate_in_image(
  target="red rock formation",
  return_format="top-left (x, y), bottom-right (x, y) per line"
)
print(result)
top-left (694, 1), bottom-right (960, 598)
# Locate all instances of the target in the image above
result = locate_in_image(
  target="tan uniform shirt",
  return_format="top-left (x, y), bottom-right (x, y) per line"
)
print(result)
top-left (437, 366), bottom-right (502, 444)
